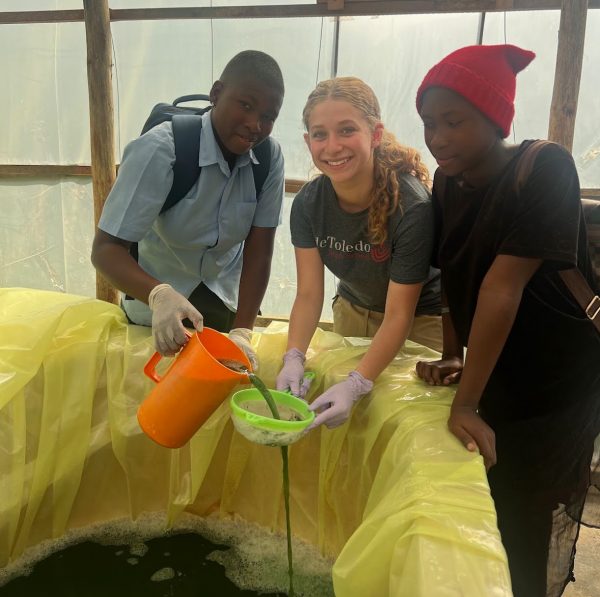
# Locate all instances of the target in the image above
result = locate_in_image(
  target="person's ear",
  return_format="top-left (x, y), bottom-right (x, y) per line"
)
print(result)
top-left (303, 132), bottom-right (310, 149)
top-left (372, 122), bottom-right (384, 148)
top-left (209, 81), bottom-right (224, 105)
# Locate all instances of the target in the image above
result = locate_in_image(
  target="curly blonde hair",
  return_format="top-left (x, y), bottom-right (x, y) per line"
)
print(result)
top-left (302, 77), bottom-right (430, 245)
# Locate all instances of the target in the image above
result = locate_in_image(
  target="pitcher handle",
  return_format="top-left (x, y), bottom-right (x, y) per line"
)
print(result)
top-left (143, 330), bottom-right (194, 383)
top-left (144, 352), bottom-right (163, 383)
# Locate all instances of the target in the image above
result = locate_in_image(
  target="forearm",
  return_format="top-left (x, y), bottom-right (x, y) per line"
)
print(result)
top-left (440, 287), bottom-right (463, 359)
top-left (233, 254), bottom-right (271, 329)
top-left (453, 287), bottom-right (522, 409)
top-left (355, 313), bottom-right (414, 380)
top-left (91, 237), bottom-right (159, 303)
top-left (287, 292), bottom-right (324, 354)
top-left (441, 312), bottom-right (463, 359)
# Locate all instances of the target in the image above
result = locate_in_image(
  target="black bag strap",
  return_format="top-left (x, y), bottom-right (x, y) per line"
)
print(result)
top-left (559, 268), bottom-right (600, 332)
top-left (160, 114), bottom-right (203, 214)
top-left (250, 138), bottom-right (272, 198)
top-left (515, 140), bottom-right (600, 333)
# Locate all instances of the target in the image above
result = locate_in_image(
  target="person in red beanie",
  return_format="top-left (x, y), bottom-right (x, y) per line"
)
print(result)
top-left (415, 44), bottom-right (600, 597)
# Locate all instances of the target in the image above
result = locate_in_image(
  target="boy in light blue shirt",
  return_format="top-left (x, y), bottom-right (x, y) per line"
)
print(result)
top-left (92, 50), bottom-right (285, 368)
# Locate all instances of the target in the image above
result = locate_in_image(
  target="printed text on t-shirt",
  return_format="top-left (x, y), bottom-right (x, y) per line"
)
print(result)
top-left (315, 235), bottom-right (390, 262)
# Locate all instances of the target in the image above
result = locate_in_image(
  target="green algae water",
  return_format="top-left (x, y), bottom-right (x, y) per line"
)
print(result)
top-left (0, 515), bottom-right (334, 597)
top-left (247, 372), bottom-right (281, 420)
top-left (0, 532), bottom-right (281, 597)
top-left (247, 373), bottom-right (295, 597)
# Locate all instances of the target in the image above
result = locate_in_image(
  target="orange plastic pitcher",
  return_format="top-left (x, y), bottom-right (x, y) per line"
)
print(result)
top-left (138, 327), bottom-right (252, 448)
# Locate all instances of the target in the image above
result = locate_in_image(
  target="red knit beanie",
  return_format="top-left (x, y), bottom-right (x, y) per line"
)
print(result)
top-left (416, 44), bottom-right (535, 138)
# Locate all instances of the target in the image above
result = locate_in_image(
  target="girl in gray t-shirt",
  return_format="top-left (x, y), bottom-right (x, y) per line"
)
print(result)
top-left (276, 76), bottom-right (441, 430)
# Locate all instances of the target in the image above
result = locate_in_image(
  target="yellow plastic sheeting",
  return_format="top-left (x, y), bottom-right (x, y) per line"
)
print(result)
top-left (0, 289), bottom-right (511, 595)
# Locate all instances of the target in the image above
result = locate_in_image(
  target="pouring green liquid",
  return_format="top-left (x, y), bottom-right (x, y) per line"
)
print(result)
top-left (219, 359), bottom-right (295, 597)
top-left (248, 373), bottom-right (295, 597)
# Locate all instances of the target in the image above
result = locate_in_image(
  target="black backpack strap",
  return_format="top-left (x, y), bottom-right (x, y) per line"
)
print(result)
top-left (251, 138), bottom-right (272, 198)
top-left (128, 114), bottom-right (202, 267)
top-left (160, 114), bottom-right (203, 214)
top-left (513, 140), bottom-right (600, 332)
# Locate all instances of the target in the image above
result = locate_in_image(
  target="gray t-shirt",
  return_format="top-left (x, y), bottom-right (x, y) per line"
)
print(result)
top-left (290, 174), bottom-right (441, 315)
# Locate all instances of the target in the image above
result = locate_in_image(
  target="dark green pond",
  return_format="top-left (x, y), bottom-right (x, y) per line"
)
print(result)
top-left (0, 533), bottom-right (286, 597)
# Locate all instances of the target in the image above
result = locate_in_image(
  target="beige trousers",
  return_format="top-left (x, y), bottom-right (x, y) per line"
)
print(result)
top-left (332, 295), bottom-right (443, 353)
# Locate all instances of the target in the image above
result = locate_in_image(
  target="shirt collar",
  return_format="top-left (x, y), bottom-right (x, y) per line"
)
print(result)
top-left (199, 111), bottom-right (258, 174)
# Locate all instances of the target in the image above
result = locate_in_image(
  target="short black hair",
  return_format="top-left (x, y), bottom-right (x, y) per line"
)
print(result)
top-left (220, 50), bottom-right (284, 96)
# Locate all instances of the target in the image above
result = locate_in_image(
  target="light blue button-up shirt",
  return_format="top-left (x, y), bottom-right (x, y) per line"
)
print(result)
top-left (99, 111), bottom-right (285, 325)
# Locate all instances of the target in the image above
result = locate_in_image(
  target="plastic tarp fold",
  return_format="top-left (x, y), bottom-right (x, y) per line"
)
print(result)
top-left (0, 288), bottom-right (511, 595)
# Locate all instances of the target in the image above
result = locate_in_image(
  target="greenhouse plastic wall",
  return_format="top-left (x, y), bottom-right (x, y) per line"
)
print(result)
top-left (1, 3), bottom-right (599, 317)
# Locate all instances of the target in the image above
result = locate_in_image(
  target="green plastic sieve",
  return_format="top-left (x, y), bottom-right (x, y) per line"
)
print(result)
top-left (230, 385), bottom-right (315, 447)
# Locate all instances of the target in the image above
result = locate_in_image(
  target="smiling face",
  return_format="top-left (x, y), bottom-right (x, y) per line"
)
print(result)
top-left (303, 99), bottom-right (382, 186)
top-left (209, 77), bottom-right (283, 158)
top-left (419, 87), bottom-right (501, 178)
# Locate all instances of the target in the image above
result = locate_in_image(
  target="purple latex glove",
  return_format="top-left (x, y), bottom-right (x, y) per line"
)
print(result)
top-left (308, 371), bottom-right (373, 429)
top-left (276, 348), bottom-right (312, 398)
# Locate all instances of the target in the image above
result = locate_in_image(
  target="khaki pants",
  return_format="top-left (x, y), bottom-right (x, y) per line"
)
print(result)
top-left (332, 295), bottom-right (442, 352)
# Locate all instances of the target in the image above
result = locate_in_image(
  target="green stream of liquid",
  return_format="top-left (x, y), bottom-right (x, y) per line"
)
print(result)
top-left (247, 373), bottom-right (295, 597)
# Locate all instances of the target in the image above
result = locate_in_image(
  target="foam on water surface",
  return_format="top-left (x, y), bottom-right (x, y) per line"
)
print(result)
top-left (150, 567), bottom-right (176, 582)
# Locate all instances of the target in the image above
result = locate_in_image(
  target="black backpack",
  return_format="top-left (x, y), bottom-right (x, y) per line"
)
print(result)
top-left (140, 94), bottom-right (273, 214)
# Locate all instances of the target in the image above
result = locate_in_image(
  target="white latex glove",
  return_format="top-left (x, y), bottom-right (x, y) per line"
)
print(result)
top-left (276, 348), bottom-right (311, 399)
top-left (308, 370), bottom-right (373, 429)
top-left (148, 283), bottom-right (203, 356)
top-left (228, 328), bottom-right (258, 372)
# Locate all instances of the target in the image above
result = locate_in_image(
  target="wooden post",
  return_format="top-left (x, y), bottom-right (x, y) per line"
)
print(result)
top-left (547, 0), bottom-right (588, 152)
top-left (83, 0), bottom-right (119, 304)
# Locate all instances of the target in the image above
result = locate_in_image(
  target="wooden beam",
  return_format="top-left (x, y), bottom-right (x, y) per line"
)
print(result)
top-left (99, 1), bottom-right (600, 19)
top-left (317, 0), bottom-right (346, 10)
top-left (2, 166), bottom-right (598, 201)
top-left (548, 0), bottom-right (588, 152)
top-left (83, 0), bottom-right (119, 305)
top-left (2, 2), bottom-right (600, 24)
top-left (0, 164), bottom-right (92, 177)
top-left (0, 10), bottom-right (84, 24)
top-left (285, 179), bottom-right (307, 194)
top-left (0, 165), bottom-right (308, 195)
